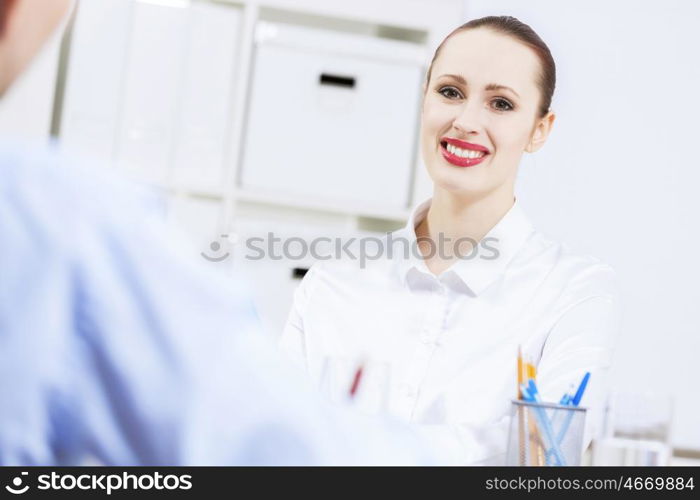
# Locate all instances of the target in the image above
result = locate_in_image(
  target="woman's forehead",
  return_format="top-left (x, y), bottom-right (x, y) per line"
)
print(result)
top-left (432, 29), bottom-right (541, 95)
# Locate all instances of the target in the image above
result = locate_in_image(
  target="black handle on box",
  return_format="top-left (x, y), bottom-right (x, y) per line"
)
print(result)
top-left (319, 73), bottom-right (356, 89)
top-left (292, 267), bottom-right (309, 279)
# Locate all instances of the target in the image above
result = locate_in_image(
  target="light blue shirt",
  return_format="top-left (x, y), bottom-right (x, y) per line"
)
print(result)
top-left (0, 141), bottom-right (429, 465)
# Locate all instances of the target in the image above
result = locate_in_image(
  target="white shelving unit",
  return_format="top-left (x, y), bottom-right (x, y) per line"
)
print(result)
top-left (58, 0), bottom-right (461, 227)
top-left (54, 0), bottom-right (463, 334)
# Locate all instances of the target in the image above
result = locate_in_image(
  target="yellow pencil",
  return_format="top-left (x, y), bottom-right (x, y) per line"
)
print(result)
top-left (525, 360), bottom-right (536, 381)
top-left (524, 358), bottom-right (545, 466)
top-left (517, 346), bottom-right (526, 465)
top-left (517, 346), bottom-right (524, 399)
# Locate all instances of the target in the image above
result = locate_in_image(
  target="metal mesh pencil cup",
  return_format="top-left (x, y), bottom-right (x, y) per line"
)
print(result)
top-left (506, 400), bottom-right (587, 466)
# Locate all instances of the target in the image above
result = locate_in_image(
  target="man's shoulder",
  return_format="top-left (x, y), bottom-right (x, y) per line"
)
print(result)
top-left (0, 140), bottom-right (166, 228)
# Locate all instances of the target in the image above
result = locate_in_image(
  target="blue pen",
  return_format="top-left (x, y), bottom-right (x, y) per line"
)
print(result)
top-left (521, 381), bottom-right (567, 466)
top-left (528, 379), bottom-right (539, 399)
top-left (545, 391), bottom-right (572, 464)
top-left (571, 372), bottom-right (590, 406)
top-left (559, 385), bottom-right (574, 405)
top-left (553, 372), bottom-right (592, 448)
top-left (521, 384), bottom-right (562, 466)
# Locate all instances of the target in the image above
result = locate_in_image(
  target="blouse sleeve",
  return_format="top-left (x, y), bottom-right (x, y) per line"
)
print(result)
top-left (408, 288), bottom-right (622, 465)
top-left (278, 264), bottom-right (320, 371)
top-left (535, 292), bottom-right (622, 453)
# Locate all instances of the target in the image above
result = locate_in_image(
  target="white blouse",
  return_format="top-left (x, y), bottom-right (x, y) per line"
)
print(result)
top-left (279, 197), bottom-right (621, 465)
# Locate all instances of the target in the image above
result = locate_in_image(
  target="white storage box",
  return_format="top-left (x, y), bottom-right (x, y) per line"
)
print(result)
top-left (61, 0), bottom-right (242, 192)
top-left (239, 22), bottom-right (426, 212)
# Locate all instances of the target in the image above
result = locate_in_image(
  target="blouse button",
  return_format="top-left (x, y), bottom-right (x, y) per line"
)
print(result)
top-left (420, 331), bottom-right (435, 345)
top-left (400, 383), bottom-right (417, 398)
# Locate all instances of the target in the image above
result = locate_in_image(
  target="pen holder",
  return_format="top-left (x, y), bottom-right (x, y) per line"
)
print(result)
top-left (506, 400), bottom-right (587, 466)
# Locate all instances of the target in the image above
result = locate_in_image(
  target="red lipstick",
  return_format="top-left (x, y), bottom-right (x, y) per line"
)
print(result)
top-left (440, 137), bottom-right (490, 167)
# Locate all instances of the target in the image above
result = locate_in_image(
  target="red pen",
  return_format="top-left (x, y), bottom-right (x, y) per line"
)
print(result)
top-left (349, 364), bottom-right (364, 398)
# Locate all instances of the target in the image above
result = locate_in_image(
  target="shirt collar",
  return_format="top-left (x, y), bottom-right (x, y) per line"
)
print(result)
top-left (393, 197), bottom-right (535, 296)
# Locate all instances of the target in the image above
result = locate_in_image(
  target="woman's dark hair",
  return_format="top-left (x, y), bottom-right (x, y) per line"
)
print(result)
top-left (425, 16), bottom-right (556, 118)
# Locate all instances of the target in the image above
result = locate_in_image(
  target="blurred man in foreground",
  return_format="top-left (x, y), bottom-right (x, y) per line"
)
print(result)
top-left (0, 0), bottom-right (429, 465)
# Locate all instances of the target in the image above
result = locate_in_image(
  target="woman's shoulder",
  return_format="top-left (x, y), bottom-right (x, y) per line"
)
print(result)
top-left (521, 230), bottom-right (618, 301)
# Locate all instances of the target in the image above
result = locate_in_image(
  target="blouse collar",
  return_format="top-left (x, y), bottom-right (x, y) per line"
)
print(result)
top-left (393, 196), bottom-right (535, 296)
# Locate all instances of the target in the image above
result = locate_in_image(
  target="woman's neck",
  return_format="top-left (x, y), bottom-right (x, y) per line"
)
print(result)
top-left (415, 185), bottom-right (516, 276)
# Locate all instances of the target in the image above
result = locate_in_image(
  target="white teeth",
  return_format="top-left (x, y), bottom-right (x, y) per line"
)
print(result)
top-left (445, 143), bottom-right (485, 159)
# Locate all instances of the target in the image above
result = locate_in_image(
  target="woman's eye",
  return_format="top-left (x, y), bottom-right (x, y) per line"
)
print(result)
top-left (492, 98), bottom-right (514, 111)
top-left (438, 86), bottom-right (462, 99)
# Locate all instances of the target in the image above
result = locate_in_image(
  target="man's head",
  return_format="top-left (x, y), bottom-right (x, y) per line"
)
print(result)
top-left (0, 0), bottom-right (72, 97)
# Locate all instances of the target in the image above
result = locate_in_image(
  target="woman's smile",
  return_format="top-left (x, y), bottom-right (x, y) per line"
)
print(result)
top-left (439, 137), bottom-right (491, 167)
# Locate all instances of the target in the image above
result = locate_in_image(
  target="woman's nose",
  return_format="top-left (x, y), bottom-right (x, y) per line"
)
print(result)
top-left (452, 99), bottom-right (483, 135)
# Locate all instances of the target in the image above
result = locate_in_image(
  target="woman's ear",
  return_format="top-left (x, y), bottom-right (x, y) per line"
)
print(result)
top-left (525, 110), bottom-right (556, 153)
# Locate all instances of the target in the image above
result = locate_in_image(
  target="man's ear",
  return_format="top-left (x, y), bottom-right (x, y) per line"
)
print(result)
top-left (0, 0), bottom-right (73, 96)
top-left (525, 110), bottom-right (556, 153)
top-left (0, 0), bottom-right (19, 38)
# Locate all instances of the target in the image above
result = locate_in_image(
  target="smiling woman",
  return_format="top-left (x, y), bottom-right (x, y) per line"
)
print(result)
top-left (280, 16), bottom-right (620, 465)
top-left (417, 18), bottom-right (556, 274)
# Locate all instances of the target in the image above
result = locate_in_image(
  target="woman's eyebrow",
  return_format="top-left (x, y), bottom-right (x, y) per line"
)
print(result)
top-left (438, 74), bottom-right (520, 98)
top-left (485, 83), bottom-right (520, 98)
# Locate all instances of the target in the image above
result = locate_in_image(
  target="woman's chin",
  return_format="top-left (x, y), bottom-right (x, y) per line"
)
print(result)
top-left (428, 164), bottom-right (489, 195)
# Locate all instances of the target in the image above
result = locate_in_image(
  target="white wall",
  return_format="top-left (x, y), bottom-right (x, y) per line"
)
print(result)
top-left (464, 0), bottom-right (700, 450)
